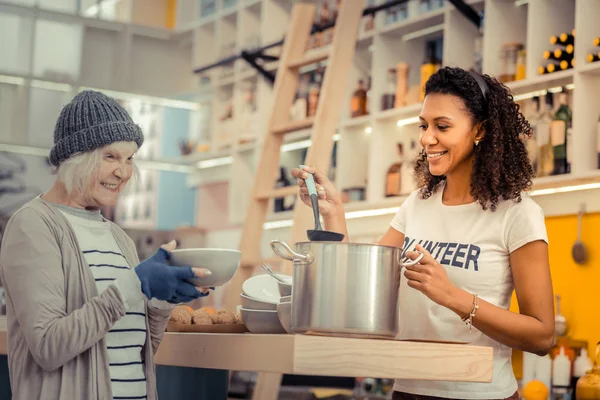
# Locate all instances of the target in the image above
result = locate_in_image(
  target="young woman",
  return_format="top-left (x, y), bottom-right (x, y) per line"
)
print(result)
top-left (292, 67), bottom-right (554, 399)
top-left (0, 90), bottom-right (211, 400)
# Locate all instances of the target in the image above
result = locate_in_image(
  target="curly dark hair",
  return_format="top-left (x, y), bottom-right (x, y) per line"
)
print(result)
top-left (414, 66), bottom-right (534, 211)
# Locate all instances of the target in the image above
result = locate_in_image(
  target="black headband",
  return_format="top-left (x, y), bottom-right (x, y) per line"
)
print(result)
top-left (468, 71), bottom-right (489, 102)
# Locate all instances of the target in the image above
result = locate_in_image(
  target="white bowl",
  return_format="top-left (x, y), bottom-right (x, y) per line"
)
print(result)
top-left (240, 293), bottom-right (278, 311)
top-left (240, 308), bottom-right (286, 334)
top-left (242, 274), bottom-right (289, 304)
top-left (279, 295), bottom-right (292, 303)
top-left (278, 281), bottom-right (292, 297)
top-left (169, 248), bottom-right (241, 287)
top-left (276, 302), bottom-right (292, 333)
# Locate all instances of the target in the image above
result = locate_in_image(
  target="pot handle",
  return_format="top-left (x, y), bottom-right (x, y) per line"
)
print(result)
top-left (270, 240), bottom-right (313, 263)
top-left (399, 250), bottom-right (424, 267)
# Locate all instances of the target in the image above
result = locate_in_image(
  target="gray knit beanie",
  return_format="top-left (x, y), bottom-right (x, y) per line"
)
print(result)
top-left (48, 90), bottom-right (144, 166)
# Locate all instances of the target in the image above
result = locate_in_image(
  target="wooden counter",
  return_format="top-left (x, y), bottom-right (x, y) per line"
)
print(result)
top-left (154, 332), bottom-right (493, 383)
top-left (0, 315), bottom-right (492, 382)
top-left (0, 314), bottom-right (493, 399)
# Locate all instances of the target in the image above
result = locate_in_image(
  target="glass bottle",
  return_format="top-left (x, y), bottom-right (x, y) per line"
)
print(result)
top-left (381, 68), bottom-right (396, 111)
top-left (551, 90), bottom-right (571, 175)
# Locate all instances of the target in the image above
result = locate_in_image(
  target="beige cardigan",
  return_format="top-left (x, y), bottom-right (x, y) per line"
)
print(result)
top-left (0, 197), bottom-right (173, 400)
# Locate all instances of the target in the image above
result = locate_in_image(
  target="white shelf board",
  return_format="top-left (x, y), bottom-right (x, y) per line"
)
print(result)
top-left (506, 69), bottom-right (574, 97)
top-left (379, 8), bottom-right (445, 38)
top-left (340, 114), bottom-right (372, 129)
top-left (357, 29), bottom-right (376, 45)
top-left (579, 62), bottom-right (600, 76)
top-left (374, 103), bottom-right (422, 124)
top-left (219, 6), bottom-right (238, 20)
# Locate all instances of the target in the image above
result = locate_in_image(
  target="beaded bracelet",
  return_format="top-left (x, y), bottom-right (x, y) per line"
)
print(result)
top-left (461, 294), bottom-right (479, 333)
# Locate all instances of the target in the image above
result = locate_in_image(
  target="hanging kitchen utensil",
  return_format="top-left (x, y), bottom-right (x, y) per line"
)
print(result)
top-left (555, 294), bottom-right (568, 337)
top-left (572, 203), bottom-right (588, 265)
top-left (300, 166), bottom-right (345, 242)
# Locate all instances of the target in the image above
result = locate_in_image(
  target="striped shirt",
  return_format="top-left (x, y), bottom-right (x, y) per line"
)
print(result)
top-left (58, 206), bottom-right (147, 400)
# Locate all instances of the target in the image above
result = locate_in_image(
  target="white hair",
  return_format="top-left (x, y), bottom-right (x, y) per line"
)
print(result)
top-left (53, 141), bottom-right (140, 198)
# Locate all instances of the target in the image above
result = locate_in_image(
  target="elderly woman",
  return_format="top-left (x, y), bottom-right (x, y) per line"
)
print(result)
top-left (0, 90), bottom-right (211, 400)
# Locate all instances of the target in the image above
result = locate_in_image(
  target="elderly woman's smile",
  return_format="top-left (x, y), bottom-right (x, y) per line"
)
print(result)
top-left (88, 144), bottom-right (137, 206)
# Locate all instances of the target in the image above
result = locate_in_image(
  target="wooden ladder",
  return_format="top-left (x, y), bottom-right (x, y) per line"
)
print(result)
top-left (223, 2), bottom-right (363, 399)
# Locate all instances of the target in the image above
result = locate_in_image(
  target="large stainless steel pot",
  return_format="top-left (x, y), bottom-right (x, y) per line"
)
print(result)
top-left (270, 240), bottom-right (423, 339)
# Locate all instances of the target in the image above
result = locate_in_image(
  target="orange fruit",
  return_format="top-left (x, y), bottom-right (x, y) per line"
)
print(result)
top-left (183, 306), bottom-right (194, 314)
top-left (523, 380), bottom-right (549, 400)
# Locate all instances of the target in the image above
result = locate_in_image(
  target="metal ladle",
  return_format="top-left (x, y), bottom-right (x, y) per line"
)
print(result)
top-left (300, 166), bottom-right (345, 242)
top-left (572, 203), bottom-right (587, 265)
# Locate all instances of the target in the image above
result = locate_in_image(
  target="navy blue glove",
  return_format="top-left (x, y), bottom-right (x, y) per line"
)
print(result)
top-left (135, 248), bottom-right (208, 304)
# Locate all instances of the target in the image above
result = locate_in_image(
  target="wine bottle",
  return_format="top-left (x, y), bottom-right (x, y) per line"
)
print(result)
top-left (553, 46), bottom-right (574, 60)
top-left (525, 97), bottom-right (541, 175)
top-left (307, 65), bottom-right (324, 117)
top-left (420, 41), bottom-right (440, 101)
top-left (546, 49), bottom-right (573, 61)
top-left (537, 93), bottom-right (554, 177)
top-left (394, 63), bottom-right (409, 108)
top-left (516, 49), bottom-right (526, 81)
top-left (559, 60), bottom-right (571, 70)
top-left (351, 79), bottom-right (368, 118)
top-left (550, 90), bottom-right (571, 175)
top-left (385, 144), bottom-right (404, 197)
top-left (274, 167), bottom-right (291, 213)
top-left (381, 69), bottom-right (396, 111)
top-left (543, 50), bottom-right (561, 61)
top-left (587, 53), bottom-right (600, 63)
top-left (544, 63), bottom-right (561, 74)
top-left (593, 37), bottom-right (600, 47)
top-left (550, 33), bottom-right (575, 46)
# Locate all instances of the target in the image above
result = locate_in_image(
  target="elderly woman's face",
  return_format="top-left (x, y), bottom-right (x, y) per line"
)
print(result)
top-left (89, 143), bottom-right (136, 208)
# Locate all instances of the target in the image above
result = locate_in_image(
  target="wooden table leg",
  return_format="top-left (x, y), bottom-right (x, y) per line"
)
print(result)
top-left (252, 372), bottom-right (282, 400)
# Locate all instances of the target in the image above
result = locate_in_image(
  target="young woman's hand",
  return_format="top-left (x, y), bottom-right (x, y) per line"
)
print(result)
top-left (290, 165), bottom-right (342, 219)
top-left (403, 244), bottom-right (457, 309)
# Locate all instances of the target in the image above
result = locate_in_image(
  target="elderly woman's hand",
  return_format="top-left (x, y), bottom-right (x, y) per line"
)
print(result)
top-left (135, 242), bottom-right (212, 304)
top-left (160, 240), bottom-right (213, 295)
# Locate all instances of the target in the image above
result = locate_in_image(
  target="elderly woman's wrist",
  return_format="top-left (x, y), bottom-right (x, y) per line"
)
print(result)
top-left (149, 298), bottom-right (175, 310)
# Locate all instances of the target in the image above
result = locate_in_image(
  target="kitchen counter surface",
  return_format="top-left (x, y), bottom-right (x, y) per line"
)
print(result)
top-left (154, 332), bottom-right (493, 383)
top-left (0, 314), bottom-right (492, 382)
top-left (0, 316), bottom-right (494, 399)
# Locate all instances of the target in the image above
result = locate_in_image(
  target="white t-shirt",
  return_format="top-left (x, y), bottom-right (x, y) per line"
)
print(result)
top-left (390, 184), bottom-right (548, 399)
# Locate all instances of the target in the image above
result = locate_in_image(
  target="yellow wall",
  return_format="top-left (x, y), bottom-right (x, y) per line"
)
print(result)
top-left (511, 212), bottom-right (600, 377)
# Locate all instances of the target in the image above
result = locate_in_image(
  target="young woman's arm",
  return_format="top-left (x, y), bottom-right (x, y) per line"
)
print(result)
top-left (404, 238), bottom-right (554, 355)
top-left (445, 240), bottom-right (555, 355)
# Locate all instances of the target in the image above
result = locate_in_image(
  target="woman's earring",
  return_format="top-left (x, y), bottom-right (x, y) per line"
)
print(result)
top-left (474, 140), bottom-right (480, 146)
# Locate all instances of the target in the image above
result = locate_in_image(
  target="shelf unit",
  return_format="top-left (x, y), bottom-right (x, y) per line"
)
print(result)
top-left (177, 0), bottom-right (600, 258)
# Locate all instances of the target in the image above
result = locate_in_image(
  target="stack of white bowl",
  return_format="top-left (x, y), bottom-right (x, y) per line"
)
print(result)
top-left (240, 274), bottom-right (293, 334)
